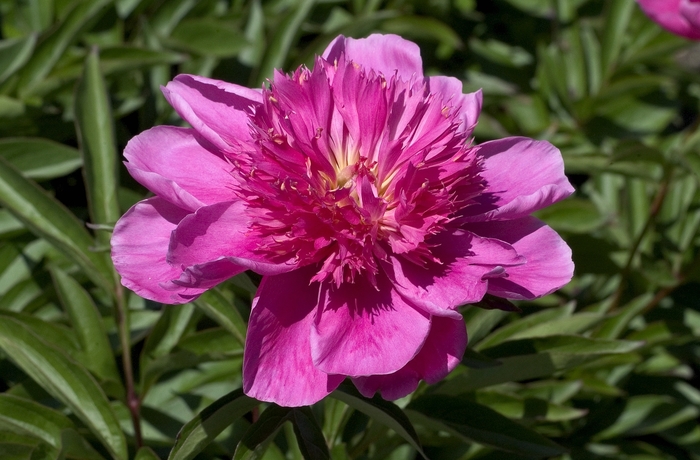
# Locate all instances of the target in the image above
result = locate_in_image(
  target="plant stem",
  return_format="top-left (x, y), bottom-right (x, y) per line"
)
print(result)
top-left (115, 284), bottom-right (143, 448)
top-left (610, 174), bottom-right (671, 310)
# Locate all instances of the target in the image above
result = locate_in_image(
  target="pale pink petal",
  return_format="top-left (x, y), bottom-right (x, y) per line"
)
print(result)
top-left (427, 76), bottom-right (482, 136)
top-left (243, 266), bottom-right (344, 406)
top-left (322, 34), bottom-right (423, 77)
top-left (353, 316), bottom-right (466, 399)
top-left (386, 229), bottom-right (525, 317)
top-left (168, 200), bottom-right (298, 276)
top-left (463, 137), bottom-right (574, 222)
top-left (466, 217), bottom-right (574, 300)
top-left (310, 271), bottom-right (431, 377)
top-left (124, 126), bottom-right (235, 211)
top-left (638, 0), bottom-right (700, 39)
top-left (111, 197), bottom-right (205, 303)
top-left (161, 74), bottom-right (261, 152)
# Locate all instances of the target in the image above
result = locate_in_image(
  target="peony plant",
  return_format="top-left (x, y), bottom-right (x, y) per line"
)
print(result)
top-left (111, 34), bottom-right (574, 407)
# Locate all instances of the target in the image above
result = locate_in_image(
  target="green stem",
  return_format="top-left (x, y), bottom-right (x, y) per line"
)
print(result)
top-left (610, 174), bottom-right (671, 310)
top-left (115, 284), bottom-right (143, 448)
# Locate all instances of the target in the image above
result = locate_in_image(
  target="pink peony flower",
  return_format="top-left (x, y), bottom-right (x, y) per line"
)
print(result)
top-left (111, 34), bottom-right (574, 407)
top-left (637, 0), bottom-right (700, 40)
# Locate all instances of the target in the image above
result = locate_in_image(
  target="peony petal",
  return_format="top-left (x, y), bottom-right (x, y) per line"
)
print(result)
top-left (111, 197), bottom-right (208, 303)
top-left (463, 137), bottom-right (574, 222)
top-left (427, 76), bottom-right (482, 136)
top-left (161, 74), bottom-right (261, 153)
top-left (243, 266), bottom-right (344, 406)
top-left (168, 200), bottom-right (298, 276)
top-left (353, 315), bottom-right (466, 399)
top-left (386, 229), bottom-right (524, 317)
top-left (124, 126), bottom-right (236, 211)
top-left (322, 34), bottom-right (423, 78)
top-left (638, 0), bottom-right (700, 40)
top-left (466, 217), bottom-right (574, 300)
top-left (310, 271), bottom-right (431, 377)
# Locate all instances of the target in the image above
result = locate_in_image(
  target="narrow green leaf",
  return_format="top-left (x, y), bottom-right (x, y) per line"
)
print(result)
top-left (75, 47), bottom-right (121, 247)
top-left (475, 392), bottom-right (588, 422)
top-left (0, 317), bottom-right (128, 459)
top-left (194, 289), bottom-right (247, 345)
top-left (50, 267), bottom-right (121, 384)
top-left (255, 0), bottom-right (315, 83)
top-left (0, 138), bottom-right (82, 181)
top-left (0, 394), bottom-right (73, 450)
top-left (167, 18), bottom-right (248, 57)
top-left (475, 304), bottom-right (575, 351)
top-left (0, 156), bottom-right (113, 291)
top-left (0, 35), bottom-right (37, 85)
top-left (17, 0), bottom-right (111, 96)
top-left (289, 408), bottom-right (330, 460)
top-left (135, 447), bottom-right (161, 460)
top-left (236, 405), bottom-right (291, 460)
top-left (407, 395), bottom-right (567, 458)
top-left (168, 389), bottom-right (258, 460)
top-left (330, 382), bottom-right (426, 459)
top-left (600, 0), bottom-right (636, 79)
top-left (593, 293), bottom-right (653, 339)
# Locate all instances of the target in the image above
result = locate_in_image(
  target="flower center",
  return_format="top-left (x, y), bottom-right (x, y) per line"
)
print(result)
top-left (233, 56), bottom-right (483, 286)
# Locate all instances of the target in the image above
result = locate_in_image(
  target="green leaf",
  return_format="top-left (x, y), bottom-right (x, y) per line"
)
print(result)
top-left (50, 267), bottom-right (121, 385)
top-left (255, 0), bottom-right (316, 83)
top-left (593, 294), bottom-right (653, 339)
top-left (194, 289), bottom-right (247, 345)
top-left (0, 156), bottom-right (113, 291)
top-left (330, 382), bottom-right (426, 459)
top-left (167, 18), bottom-right (248, 57)
top-left (474, 391), bottom-right (587, 422)
top-left (600, 0), bottom-right (635, 79)
top-left (0, 394), bottom-right (74, 450)
top-left (440, 337), bottom-right (643, 393)
top-left (235, 405), bottom-right (291, 460)
top-left (168, 389), bottom-right (258, 460)
top-left (407, 395), bottom-right (567, 458)
top-left (75, 47), bottom-right (121, 246)
top-left (17, 0), bottom-right (111, 96)
top-left (0, 316), bottom-right (128, 459)
top-left (0, 35), bottom-right (37, 85)
top-left (135, 447), bottom-right (161, 460)
top-left (0, 138), bottom-right (81, 180)
top-left (534, 198), bottom-right (604, 234)
top-left (288, 408), bottom-right (330, 460)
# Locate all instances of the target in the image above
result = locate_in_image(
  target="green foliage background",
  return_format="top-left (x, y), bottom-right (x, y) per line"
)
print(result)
top-left (0, 0), bottom-right (699, 458)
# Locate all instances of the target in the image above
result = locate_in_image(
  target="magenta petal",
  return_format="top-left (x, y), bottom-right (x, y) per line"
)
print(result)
top-left (427, 76), bottom-right (482, 136)
top-left (310, 271), bottom-right (431, 377)
top-left (463, 137), bottom-right (574, 222)
top-left (243, 266), bottom-right (344, 406)
top-left (322, 34), bottom-right (423, 77)
top-left (111, 197), bottom-right (201, 303)
top-left (353, 315), bottom-right (466, 399)
top-left (638, 0), bottom-right (700, 39)
top-left (467, 217), bottom-right (574, 300)
top-left (387, 229), bottom-right (524, 317)
top-left (124, 126), bottom-right (235, 211)
top-left (168, 200), bottom-right (297, 276)
top-left (162, 74), bottom-right (261, 152)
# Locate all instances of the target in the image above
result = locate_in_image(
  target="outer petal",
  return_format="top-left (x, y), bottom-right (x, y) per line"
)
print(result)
top-left (466, 217), bottom-right (574, 300)
top-left (310, 271), bottom-right (431, 377)
top-left (463, 137), bottom-right (574, 222)
top-left (124, 126), bottom-right (235, 211)
top-left (353, 316), bottom-right (466, 399)
top-left (322, 34), bottom-right (423, 78)
top-left (427, 77), bottom-right (482, 136)
top-left (162, 74), bottom-right (261, 152)
top-left (680, 1), bottom-right (700, 32)
top-left (386, 230), bottom-right (525, 318)
top-left (111, 197), bottom-right (207, 303)
top-left (243, 266), bottom-right (344, 406)
top-left (638, 0), bottom-right (700, 39)
top-left (168, 200), bottom-right (298, 276)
